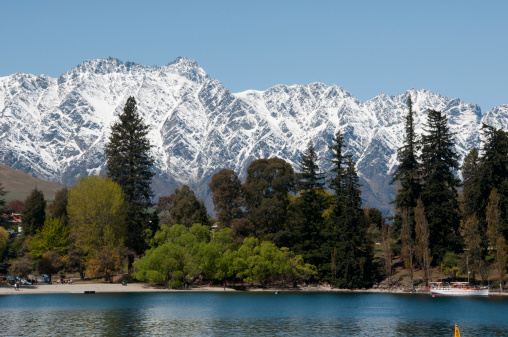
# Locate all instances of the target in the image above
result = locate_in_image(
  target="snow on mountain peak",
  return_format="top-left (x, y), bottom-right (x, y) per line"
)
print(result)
top-left (0, 57), bottom-right (507, 216)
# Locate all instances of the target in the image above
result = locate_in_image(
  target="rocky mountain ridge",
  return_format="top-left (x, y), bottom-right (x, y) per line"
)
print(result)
top-left (1, 57), bottom-right (506, 215)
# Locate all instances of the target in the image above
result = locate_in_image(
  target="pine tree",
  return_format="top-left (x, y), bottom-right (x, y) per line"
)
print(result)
top-left (332, 157), bottom-right (374, 288)
top-left (22, 187), bottom-right (46, 236)
top-left (476, 125), bottom-right (508, 238)
top-left (419, 109), bottom-right (461, 262)
top-left (461, 148), bottom-right (480, 218)
top-left (391, 95), bottom-right (421, 241)
top-left (288, 141), bottom-right (328, 270)
top-left (47, 187), bottom-right (68, 223)
top-left (105, 96), bottom-right (154, 270)
top-left (328, 130), bottom-right (348, 283)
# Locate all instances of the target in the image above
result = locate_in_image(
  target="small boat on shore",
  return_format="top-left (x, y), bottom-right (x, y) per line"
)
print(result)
top-left (430, 282), bottom-right (489, 296)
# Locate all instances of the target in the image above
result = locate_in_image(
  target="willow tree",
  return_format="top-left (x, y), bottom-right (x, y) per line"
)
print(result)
top-left (105, 96), bottom-right (154, 270)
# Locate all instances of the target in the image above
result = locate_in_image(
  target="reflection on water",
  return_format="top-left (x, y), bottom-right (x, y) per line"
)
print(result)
top-left (0, 292), bottom-right (507, 336)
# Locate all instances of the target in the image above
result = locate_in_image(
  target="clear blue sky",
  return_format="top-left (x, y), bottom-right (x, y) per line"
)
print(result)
top-left (1, 0), bottom-right (507, 112)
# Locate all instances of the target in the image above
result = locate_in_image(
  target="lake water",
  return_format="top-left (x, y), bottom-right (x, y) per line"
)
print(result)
top-left (0, 292), bottom-right (507, 336)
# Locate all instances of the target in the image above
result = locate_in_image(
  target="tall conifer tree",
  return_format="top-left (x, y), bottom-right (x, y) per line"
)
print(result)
top-left (22, 187), bottom-right (46, 236)
top-left (105, 96), bottom-right (154, 270)
top-left (462, 148), bottom-right (481, 218)
top-left (392, 94), bottom-right (420, 240)
top-left (419, 109), bottom-right (461, 262)
top-left (476, 125), bottom-right (508, 238)
top-left (288, 141), bottom-right (328, 269)
top-left (333, 156), bottom-right (374, 288)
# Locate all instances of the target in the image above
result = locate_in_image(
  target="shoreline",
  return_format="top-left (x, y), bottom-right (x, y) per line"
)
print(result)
top-left (2, 283), bottom-right (508, 296)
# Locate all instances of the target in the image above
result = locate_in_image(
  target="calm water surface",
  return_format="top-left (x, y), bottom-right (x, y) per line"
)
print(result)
top-left (0, 292), bottom-right (507, 336)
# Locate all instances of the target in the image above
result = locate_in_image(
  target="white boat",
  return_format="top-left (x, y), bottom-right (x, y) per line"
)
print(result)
top-left (430, 282), bottom-right (489, 296)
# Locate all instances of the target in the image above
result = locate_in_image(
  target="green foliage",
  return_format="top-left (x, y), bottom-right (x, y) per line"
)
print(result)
top-left (105, 96), bottom-right (155, 258)
top-left (477, 125), bottom-right (508, 238)
top-left (209, 169), bottom-right (247, 231)
top-left (328, 132), bottom-right (375, 289)
top-left (22, 187), bottom-right (47, 236)
top-left (158, 185), bottom-right (209, 227)
top-left (28, 217), bottom-right (69, 259)
top-left (391, 95), bottom-right (421, 240)
top-left (135, 223), bottom-right (315, 287)
top-left (442, 252), bottom-right (461, 280)
top-left (243, 158), bottom-right (295, 238)
top-left (47, 187), bottom-right (68, 223)
top-left (243, 158), bottom-right (295, 239)
top-left (38, 250), bottom-right (64, 281)
top-left (420, 109), bottom-right (462, 262)
top-left (462, 148), bottom-right (480, 217)
top-left (67, 175), bottom-right (126, 264)
top-left (287, 141), bottom-right (328, 269)
top-left (0, 227), bottom-right (9, 260)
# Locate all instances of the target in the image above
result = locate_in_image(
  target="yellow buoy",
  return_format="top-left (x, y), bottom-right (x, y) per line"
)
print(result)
top-left (455, 323), bottom-right (461, 337)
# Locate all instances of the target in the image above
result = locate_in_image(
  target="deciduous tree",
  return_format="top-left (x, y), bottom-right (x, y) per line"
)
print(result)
top-left (486, 188), bottom-right (507, 290)
top-left (158, 185), bottom-right (209, 227)
top-left (209, 169), bottom-right (246, 230)
top-left (462, 214), bottom-right (487, 283)
top-left (67, 176), bottom-right (126, 265)
top-left (28, 217), bottom-right (69, 259)
top-left (243, 158), bottom-right (295, 239)
top-left (414, 197), bottom-right (431, 285)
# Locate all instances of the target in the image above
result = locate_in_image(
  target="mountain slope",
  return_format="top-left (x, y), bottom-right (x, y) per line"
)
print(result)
top-left (0, 164), bottom-right (65, 202)
top-left (0, 57), bottom-right (506, 215)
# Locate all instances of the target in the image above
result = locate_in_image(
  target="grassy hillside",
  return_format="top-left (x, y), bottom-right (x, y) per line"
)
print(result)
top-left (0, 164), bottom-right (65, 202)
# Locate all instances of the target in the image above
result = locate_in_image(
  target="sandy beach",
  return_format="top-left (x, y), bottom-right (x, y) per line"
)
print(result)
top-left (2, 282), bottom-right (507, 296)
top-left (0, 282), bottom-right (236, 295)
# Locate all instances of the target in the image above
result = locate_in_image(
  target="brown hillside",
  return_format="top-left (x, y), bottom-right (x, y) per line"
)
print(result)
top-left (0, 164), bottom-right (65, 202)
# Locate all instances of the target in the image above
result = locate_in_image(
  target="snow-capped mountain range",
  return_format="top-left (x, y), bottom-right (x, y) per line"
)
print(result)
top-left (1, 57), bottom-right (507, 216)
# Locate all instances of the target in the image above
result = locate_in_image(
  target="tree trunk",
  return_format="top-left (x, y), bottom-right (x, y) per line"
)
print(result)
top-left (128, 254), bottom-right (135, 274)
